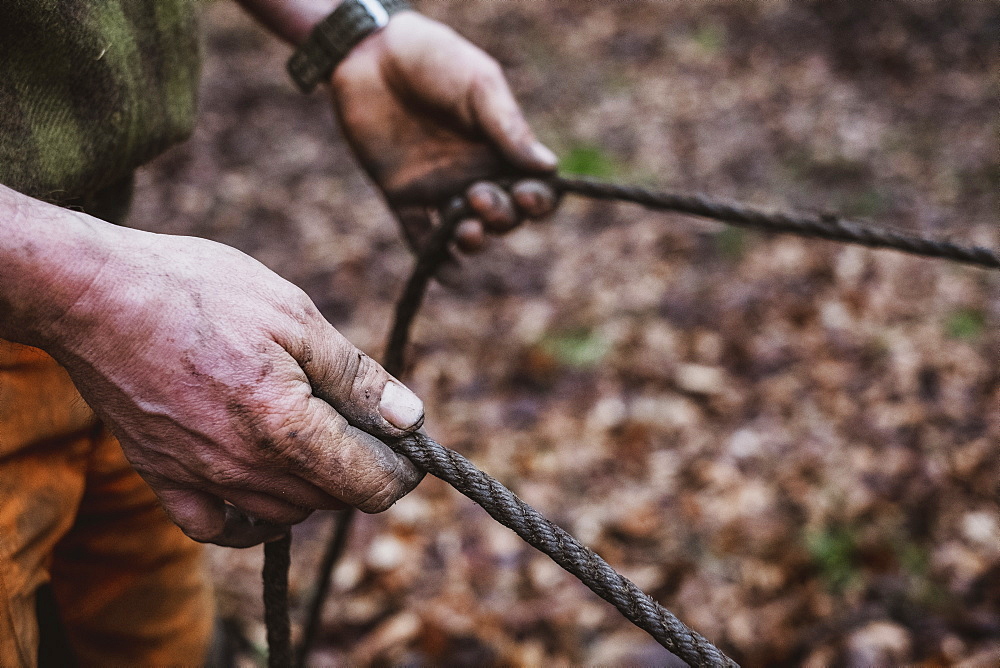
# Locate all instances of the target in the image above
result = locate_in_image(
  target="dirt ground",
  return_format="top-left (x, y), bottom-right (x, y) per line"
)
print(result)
top-left (131, 1), bottom-right (1000, 665)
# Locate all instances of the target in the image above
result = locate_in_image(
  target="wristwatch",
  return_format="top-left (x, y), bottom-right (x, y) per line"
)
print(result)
top-left (288, 0), bottom-right (411, 94)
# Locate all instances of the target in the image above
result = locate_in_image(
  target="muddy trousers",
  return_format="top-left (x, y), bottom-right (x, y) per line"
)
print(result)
top-left (0, 340), bottom-right (213, 666)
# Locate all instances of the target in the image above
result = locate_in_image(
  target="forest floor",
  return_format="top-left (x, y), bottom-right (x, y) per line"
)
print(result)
top-left (133, 1), bottom-right (1000, 665)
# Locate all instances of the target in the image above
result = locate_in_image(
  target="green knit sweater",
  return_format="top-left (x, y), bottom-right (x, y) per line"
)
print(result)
top-left (0, 0), bottom-right (201, 204)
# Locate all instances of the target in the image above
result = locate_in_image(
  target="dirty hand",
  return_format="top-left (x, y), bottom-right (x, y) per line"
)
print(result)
top-left (331, 11), bottom-right (560, 255)
top-left (35, 217), bottom-right (424, 547)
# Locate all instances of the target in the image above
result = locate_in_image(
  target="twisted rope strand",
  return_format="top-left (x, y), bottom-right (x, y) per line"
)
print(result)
top-left (391, 432), bottom-right (738, 667)
top-left (263, 535), bottom-right (292, 668)
top-left (384, 196), bottom-right (469, 376)
top-left (552, 176), bottom-right (1000, 270)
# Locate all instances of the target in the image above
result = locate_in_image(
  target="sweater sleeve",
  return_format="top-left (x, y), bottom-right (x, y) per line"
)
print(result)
top-left (0, 0), bottom-right (201, 205)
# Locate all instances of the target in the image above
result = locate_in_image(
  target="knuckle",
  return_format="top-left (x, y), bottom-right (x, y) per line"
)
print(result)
top-left (320, 341), bottom-right (363, 400)
top-left (255, 398), bottom-right (314, 454)
top-left (356, 485), bottom-right (399, 513)
top-left (271, 286), bottom-right (321, 333)
top-left (515, 182), bottom-right (559, 217)
top-left (206, 460), bottom-right (251, 487)
top-left (268, 407), bottom-right (345, 474)
top-left (470, 59), bottom-right (504, 96)
top-left (467, 180), bottom-right (493, 197)
top-left (284, 285), bottom-right (318, 318)
top-left (331, 351), bottom-right (385, 420)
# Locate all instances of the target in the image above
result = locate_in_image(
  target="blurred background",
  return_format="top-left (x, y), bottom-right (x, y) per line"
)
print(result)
top-left (131, 1), bottom-right (999, 665)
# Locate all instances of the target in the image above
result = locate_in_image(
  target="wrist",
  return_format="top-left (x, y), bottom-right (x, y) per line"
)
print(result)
top-left (287, 0), bottom-right (411, 93)
top-left (0, 186), bottom-right (121, 351)
top-left (237, 1), bottom-right (344, 46)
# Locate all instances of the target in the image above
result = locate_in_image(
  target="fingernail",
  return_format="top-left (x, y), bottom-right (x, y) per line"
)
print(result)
top-left (379, 381), bottom-right (424, 430)
top-left (530, 142), bottom-right (558, 169)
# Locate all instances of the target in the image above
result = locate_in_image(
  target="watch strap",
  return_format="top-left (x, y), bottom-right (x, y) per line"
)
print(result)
top-left (288, 0), bottom-right (411, 94)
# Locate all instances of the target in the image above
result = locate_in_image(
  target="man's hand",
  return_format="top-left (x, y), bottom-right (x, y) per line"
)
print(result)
top-left (3, 197), bottom-right (424, 547)
top-left (331, 11), bottom-right (560, 255)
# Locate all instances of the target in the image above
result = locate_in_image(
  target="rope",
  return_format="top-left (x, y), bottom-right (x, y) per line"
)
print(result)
top-left (262, 534), bottom-right (292, 668)
top-left (392, 430), bottom-right (736, 666)
top-left (270, 173), bottom-right (1000, 667)
top-left (550, 176), bottom-right (1000, 270)
top-left (384, 196), bottom-right (468, 376)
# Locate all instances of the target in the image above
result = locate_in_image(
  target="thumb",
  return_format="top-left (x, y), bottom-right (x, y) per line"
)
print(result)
top-left (469, 65), bottom-right (558, 173)
top-left (290, 320), bottom-right (425, 440)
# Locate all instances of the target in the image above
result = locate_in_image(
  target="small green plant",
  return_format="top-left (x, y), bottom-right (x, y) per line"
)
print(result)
top-left (560, 144), bottom-right (619, 179)
top-left (538, 327), bottom-right (610, 369)
top-left (692, 23), bottom-right (725, 55)
top-left (840, 188), bottom-right (889, 218)
top-left (945, 308), bottom-right (985, 340)
top-left (897, 539), bottom-right (930, 578)
top-left (895, 539), bottom-right (949, 609)
top-left (806, 525), bottom-right (861, 593)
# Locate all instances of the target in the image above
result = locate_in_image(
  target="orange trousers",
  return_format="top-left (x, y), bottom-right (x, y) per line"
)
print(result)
top-left (0, 340), bottom-right (213, 666)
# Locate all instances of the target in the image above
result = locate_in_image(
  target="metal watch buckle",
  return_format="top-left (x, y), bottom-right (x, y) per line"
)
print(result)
top-left (357, 0), bottom-right (390, 28)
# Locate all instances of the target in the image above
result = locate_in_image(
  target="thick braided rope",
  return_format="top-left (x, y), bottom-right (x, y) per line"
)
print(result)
top-left (385, 196), bottom-right (468, 375)
top-left (390, 432), bottom-right (737, 667)
top-left (263, 535), bottom-right (292, 668)
top-left (552, 176), bottom-right (1000, 270)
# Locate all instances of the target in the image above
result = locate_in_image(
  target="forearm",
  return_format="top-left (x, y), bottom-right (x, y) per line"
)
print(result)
top-left (0, 185), bottom-right (113, 349)
top-left (235, 0), bottom-right (346, 45)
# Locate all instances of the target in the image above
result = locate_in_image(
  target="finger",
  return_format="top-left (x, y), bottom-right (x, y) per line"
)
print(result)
top-left (511, 179), bottom-right (560, 219)
top-left (469, 64), bottom-right (558, 173)
top-left (156, 487), bottom-right (286, 548)
top-left (208, 461), bottom-right (349, 512)
top-left (156, 487), bottom-right (225, 543)
top-left (278, 395), bottom-right (424, 513)
top-left (280, 474), bottom-right (349, 511)
top-left (287, 322), bottom-right (425, 439)
top-left (467, 181), bottom-right (517, 233)
top-left (220, 504), bottom-right (290, 548)
top-left (454, 219), bottom-right (486, 254)
top-left (221, 489), bottom-right (314, 527)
